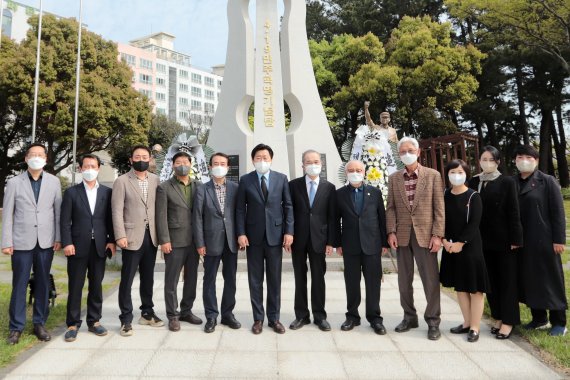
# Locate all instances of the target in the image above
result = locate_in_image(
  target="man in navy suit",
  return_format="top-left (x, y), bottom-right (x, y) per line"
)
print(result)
top-left (336, 160), bottom-right (389, 335)
top-left (60, 154), bottom-right (116, 342)
top-left (236, 144), bottom-right (294, 334)
top-left (288, 150), bottom-right (336, 331)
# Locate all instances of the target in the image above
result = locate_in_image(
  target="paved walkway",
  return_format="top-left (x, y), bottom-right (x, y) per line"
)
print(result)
top-left (1, 268), bottom-right (563, 379)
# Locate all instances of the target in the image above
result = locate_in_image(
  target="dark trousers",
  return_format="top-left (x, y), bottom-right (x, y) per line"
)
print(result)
top-left (9, 243), bottom-right (54, 331)
top-left (531, 308), bottom-right (567, 327)
top-left (247, 240), bottom-right (283, 322)
top-left (118, 230), bottom-right (157, 324)
top-left (484, 248), bottom-right (520, 325)
top-left (343, 251), bottom-right (382, 324)
top-left (397, 228), bottom-right (441, 327)
top-left (203, 239), bottom-right (238, 319)
top-left (164, 244), bottom-right (199, 319)
top-left (292, 239), bottom-right (327, 322)
top-left (66, 240), bottom-right (106, 328)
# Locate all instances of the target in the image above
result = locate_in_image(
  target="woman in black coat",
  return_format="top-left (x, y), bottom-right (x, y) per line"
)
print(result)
top-left (514, 145), bottom-right (567, 337)
top-left (469, 146), bottom-right (523, 339)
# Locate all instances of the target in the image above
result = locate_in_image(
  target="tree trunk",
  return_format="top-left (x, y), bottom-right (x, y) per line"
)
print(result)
top-left (484, 118), bottom-right (498, 148)
top-left (538, 108), bottom-right (552, 173)
top-left (515, 64), bottom-right (530, 145)
top-left (554, 105), bottom-right (570, 186)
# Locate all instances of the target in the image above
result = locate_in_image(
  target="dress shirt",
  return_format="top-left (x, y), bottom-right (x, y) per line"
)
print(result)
top-left (83, 181), bottom-right (99, 214)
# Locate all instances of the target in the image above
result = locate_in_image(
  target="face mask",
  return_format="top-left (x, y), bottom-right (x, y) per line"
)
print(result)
top-left (516, 159), bottom-right (536, 173)
top-left (174, 165), bottom-right (191, 177)
top-left (132, 160), bottom-right (149, 172)
top-left (211, 166), bottom-right (228, 178)
top-left (347, 172), bottom-right (364, 184)
top-left (27, 157), bottom-right (46, 170)
top-left (254, 161), bottom-right (271, 174)
top-left (400, 153), bottom-right (418, 166)
top-left (82, 169), bottom-right (99, 182)
top-left (305, 164), bottom-right (322, 177)
top-left (480, 161), bottom-right (498, 174)
top-left (448, 173), bottom-right (466, 186)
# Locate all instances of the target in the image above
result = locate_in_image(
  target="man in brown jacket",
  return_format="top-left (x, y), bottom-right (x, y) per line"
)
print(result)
top-left (386, 137), bottom-right (445, 340)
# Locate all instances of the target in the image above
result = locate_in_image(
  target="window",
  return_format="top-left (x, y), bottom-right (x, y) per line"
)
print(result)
top-left (156, 77), bottom-right (166, 87)
top-left (139, 74), bottom-right (152, 85)
top-left (190, 113), bottom-right (202, 124)
top-left (205, 90), bottom-right (215, 100)
top-left (191, 86), bottom-right (202, 97)
top-left (191, 100), bottom-right (202, 111)
top-left (140, 58), bottom-right (153, 70)
top-left (156, 108), bottom-right (166, 115)
top-left (204, 103), bottom-right (215, 113)
top-left (120, 53), bottom-right (136, 66)
top-left (179, 111), bottom-right (189, 119)
top-left (156, 92), bottom-right (166, 102)
top-left (138, 89), bottom-right (152, 98)
top-left (179, 83), bottom-right (189, 93)
top-left (156, 63), bottom-right (166, 73)
top-left (191, 73), bottom-right (202, 84)
top-left (205, 77), bottom-right (215, 87)
top-left (1, 9), bottom-right (13, 38)
top-left (179, 97), bottom-right (189, 106)
top-left (179, 69), bottom-right (189, 79)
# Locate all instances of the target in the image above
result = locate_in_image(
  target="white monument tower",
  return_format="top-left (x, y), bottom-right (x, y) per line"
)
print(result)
top-left (209, 0), bottom-right (342, 186)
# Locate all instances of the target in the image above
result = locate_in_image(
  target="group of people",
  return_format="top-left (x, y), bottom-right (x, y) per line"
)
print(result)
top-left (1, 137), bottom-right (567, 346)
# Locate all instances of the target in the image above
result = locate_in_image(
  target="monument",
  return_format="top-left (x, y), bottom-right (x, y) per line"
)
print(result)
top-left (208, 0), bottom-right (343, 186)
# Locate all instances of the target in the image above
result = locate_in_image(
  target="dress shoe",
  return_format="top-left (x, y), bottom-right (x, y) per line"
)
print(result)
top-left (7, 330), bottom-right (21, 345)
top-left (204, 318), bottom-right (217, 333)
top-left (252, 320), bottom-right (263, 335)
top-left (467, 329), bottom-right (479, 342)
top-left (168, 317), bottom-right (181, 332)
top-left (221, 315), bottom-right (241, 329)
top-left (289, 317), bottom-right (311, 330)
top-left (394, 319), bottom-right (419, 333)
top-left (33, 324), bottom-right (51, 342)
top-left (496, 331), bottom-right (512, 340)
top-left (315, 320), bottom-right (331, 332)
top-left (179, 312), bottom-right (203, 325)
top-left (139, 312), bottom-right (165, 327)
top-left (64, 326), bottom-right (78, 342)
top-left (490, 327), bottom-right (500, 335)
top-left (341, 319), bottom-right (360, 331)
top-left (268, 320), bottom-right (286, 334)
top-left (371, 322), bottom-right (387, 335)
top-left (88, 322), bottom-right (108, 336)
top-left (427, 326), bottom-right (441, 340)
top-left (450, 324), bottom-right (470, 334)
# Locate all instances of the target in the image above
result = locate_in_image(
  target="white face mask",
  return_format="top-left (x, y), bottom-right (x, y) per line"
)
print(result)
top-left (27, 157), bottom-right (46, 170)
top-left (448, 173), bottom-right (466, 186)
top-left (211, 166), bottom-right (228, 178)
top-left (347, 172), bottom-right (364, 184)
top-left (400, 153), bottom-right (418, 166)
top-left (480, 161), bottom-right (498, 174)
top-left (516, 159), bottom-right (536, 173)
top-left (254, 161), bottom-right (271, 174)
top-left (82, 169), bottom-right (99, 182)
top-left (305, 164), bottom-right (322, 177)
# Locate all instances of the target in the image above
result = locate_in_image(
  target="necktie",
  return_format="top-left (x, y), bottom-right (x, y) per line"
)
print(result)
top-left (261, 175), bottom-right (268, 201)
top-left (309, 181), bottom-right (316, 207)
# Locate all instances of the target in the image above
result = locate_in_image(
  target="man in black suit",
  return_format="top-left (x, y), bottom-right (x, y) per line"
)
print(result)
top-left (60, 154), bottom-right (115, 342)
top-left (289, 150), bottom-right (336, 331)
top-left (236, 144), bottom-right (294, 334)
top-left (336, 160), bottom-right (388, 335)
top-left (193, 152), bottom-right (241, 333)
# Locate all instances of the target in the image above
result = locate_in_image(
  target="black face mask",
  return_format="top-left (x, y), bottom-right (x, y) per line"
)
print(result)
top-left (132, 160), bottom-right (149, 172)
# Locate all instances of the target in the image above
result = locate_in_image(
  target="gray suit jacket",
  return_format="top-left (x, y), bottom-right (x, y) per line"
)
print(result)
top-left (192, 179), bottom-right (238, 255)
top-left (2, 171), bottom-right (62, 250)
top-left (155, 177), bottom-right (201, 248)
top-left (111, 169), bottom-right (159, 251)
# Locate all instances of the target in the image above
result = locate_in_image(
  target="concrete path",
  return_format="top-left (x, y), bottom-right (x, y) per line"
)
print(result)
top-left (1, 270), bottom-right (562, 379)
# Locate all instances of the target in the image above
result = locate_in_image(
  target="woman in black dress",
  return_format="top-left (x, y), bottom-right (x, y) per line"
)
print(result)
top-left (441, 160), bottom-right (490, 342)
top-left (468, 146), bottom-right (523, 339)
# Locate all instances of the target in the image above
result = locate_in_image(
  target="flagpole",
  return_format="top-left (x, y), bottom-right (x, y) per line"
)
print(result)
top-left (71, 0), bottom-right (83, 184)
top-left (31, 0), bottom-right (44, 143)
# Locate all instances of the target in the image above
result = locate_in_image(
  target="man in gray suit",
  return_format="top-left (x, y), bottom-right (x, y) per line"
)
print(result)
top-left (112, 145), bottom-right (163, 336)
top-left (2, 143), bottom-right (62, 344)
top-left (193, 152), bottom-right (241, 333)
top-left (156, 151), bottom-right (202, 332)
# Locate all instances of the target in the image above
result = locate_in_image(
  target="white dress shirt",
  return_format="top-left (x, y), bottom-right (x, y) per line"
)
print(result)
top-left (83, 181), bottom-right (99, 214)
top-left (305, 175), bottom-right (320, 198)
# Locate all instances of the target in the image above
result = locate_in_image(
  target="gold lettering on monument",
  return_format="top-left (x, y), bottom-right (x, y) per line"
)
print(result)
top-left (262, 20), bottom-right (274, 127)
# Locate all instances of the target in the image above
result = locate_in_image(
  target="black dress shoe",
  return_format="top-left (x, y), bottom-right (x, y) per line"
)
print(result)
top-left (252, 320), bottom-right (263, 334)
top-left (204, 318), bottom-right (216, 333)
top-left (490, 327), bottom-right (500, 335)
top-left (467, 329), bottom-right (479, 342)
top-left (395, 319), bottom-right (419, 333)
top-left (341, 319), bottom-right (360, 331)
top-left (7, 330), bottom-right (21, 345)
top-left (450, 324), bottom-right (470, 334)
top-left (314, 320), bottom-right (331, 332)
top-left (427, 326), bottom-right (441, 340)
top-left (221, 315), bottom-right (241, 329)
top-left (496, 328), bottom-right (512, 340)
top-left (179, 312), bottom-right (203, 325)
top-left (268, 321), bottom-right (286, 334)
top-left (33, 324), bottom-right (51, 342)
top-left (371, 322), bottom-right (387, 335)
top-left (289, 317), bottom-right (311, 330)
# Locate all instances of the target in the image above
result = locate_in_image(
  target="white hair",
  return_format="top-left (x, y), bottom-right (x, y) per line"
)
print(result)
top-left (302, 149), bottom-right (320, 163)
top-left (397, 136), bottom-right (419, 151)
top-left (345, 160), bottom-right (365, 173)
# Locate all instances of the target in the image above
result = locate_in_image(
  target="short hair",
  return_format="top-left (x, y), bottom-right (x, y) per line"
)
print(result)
top-left (445, 159), bottom-right (470, 179)
top-left (397, 136), bottom-right (419, 152)
top-left (251, 143), bottom-right (274, 159)
top-left (345, 160), bottom-right (365, 172)
top-left (301, 149), bottom-right (320, 163)
top-left (380, 112), bottom-right (390, 117)
top-left (25, 142), bottom-right (47, 155)
top-left (210, 152), bottom-right (230, 165)
top-left (480, 145), bottom-right (501, 162)
top-left (130, 144), bottom-right (151, 158)
top-left (514, 145), bottom-right (539, 159)
top-left (172, 151), bottom-right (192, 163)
top-left (78, 154), bottom-right (101, 167)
